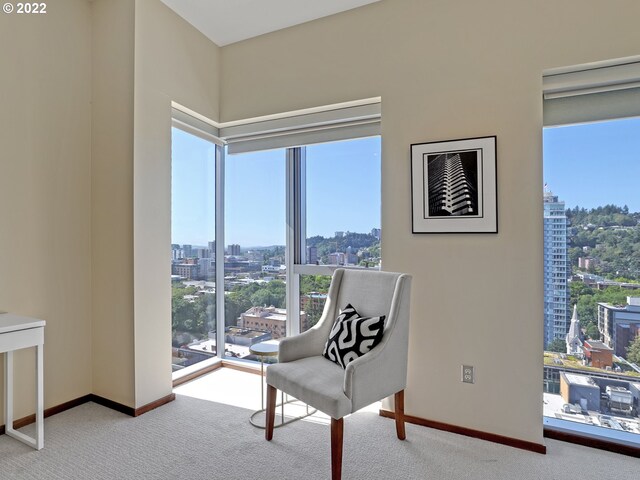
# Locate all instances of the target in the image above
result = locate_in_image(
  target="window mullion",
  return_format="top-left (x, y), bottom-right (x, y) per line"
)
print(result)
top-left (286, 147), bottom-right (304, 337)
top-left (215, 144), bottom-right (226, 358)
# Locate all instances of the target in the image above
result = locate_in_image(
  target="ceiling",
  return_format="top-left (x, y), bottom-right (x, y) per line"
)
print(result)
top-left (160, 0), bottom-right (381, 47)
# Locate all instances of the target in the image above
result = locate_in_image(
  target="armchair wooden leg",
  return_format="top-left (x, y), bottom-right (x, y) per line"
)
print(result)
top-left (265, 384), bottom-right (277, 441)
top-left (395, 390), bottom-right (406, 440)
top-left (331, 417), bottom-right (344, 480)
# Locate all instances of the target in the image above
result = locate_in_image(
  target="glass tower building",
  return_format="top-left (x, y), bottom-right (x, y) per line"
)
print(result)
top-left (543, 188), bottom-right (569, 347)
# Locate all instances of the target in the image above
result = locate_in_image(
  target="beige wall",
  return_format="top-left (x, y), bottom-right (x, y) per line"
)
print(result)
top-left (91, 0), bottom-right (220, 408)
top-left (220, 0), bottom-right (640, 444)
top-left (91, 0), bottom-right (136, 408)
top-left (0, 0), bottom-right (93, 418)
top-left (133, 0), bottom-right (220, 407)
top-left (0, 0), bottom-right (220, 417)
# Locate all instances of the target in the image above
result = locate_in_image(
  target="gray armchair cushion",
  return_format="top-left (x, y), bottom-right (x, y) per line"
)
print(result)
top-left (267, 356), bottom-right (352, 419)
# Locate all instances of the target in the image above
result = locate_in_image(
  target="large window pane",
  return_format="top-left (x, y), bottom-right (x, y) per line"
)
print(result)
top-left (543, 117), bottom-right (640, 444)
top-left (224, 149), bottom-right (287, 360)
top-left (304, 137), bottom-right (382, 267)
top-left (171, 127), bottom-right (217, 373)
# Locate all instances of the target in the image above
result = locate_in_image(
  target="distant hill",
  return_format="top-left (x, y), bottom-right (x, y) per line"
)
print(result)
top-left (306, 232), bottom-right (380, 263)
top-left (568, 205), bottom-right (640, 281)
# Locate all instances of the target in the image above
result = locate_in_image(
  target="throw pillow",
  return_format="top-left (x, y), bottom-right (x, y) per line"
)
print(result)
top-left (323, 304), bottom-right (385, 369)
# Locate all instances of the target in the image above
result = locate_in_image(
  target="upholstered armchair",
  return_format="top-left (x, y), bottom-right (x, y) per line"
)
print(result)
top-left (265, 268), bottom-right (412, 480)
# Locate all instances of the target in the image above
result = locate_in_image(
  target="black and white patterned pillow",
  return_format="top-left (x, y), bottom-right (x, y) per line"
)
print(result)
top-left (322, 304), bottom-right (386, 369)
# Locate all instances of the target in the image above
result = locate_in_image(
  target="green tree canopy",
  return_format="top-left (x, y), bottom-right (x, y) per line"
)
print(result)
top-left (626, 335), bottom-right (640, 364)
top-left (585, 324), bottom-right (600, 340)
top-left (547, 338), bottom-right (566, 353)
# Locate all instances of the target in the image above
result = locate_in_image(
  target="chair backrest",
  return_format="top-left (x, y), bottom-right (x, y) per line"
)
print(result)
top-left (315, 268), bottom-right (410, 340)
top-left (321, 269), bottom-right (412, 411)
top-left (335, 269), bottom-right (403, 324)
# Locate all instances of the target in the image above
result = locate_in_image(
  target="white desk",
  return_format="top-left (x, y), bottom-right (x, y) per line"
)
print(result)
top-left (0, 313), bottom-right (45, 450)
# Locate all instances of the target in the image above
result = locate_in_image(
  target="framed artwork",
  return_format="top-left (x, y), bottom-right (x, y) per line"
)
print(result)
top-left (411, 136), bottom-right (497, 233)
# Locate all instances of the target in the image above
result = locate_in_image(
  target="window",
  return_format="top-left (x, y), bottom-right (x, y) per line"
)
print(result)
top-left (294, 137), bottom-right (382, 333)
top-left (170, 99), bottom-right (382, 368)
top-left (223, 137), bottom-right (381, 353)
top-left (224, 148), bottom-right (287, 360)
top-left (170, 126), bottom-right (218, 373)
top-left (303, 138), bottom-right (382, 267)
top-left (543, 117), bottom-right (640, 445)
top-left (221, 99), bottom-right (382, 344)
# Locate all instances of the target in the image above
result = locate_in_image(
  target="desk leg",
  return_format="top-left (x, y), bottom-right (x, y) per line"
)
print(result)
top-left (4, 351), bottom-right (13, 434)
top-left (3, 347), bottom-right (44, 450)
top-left (260, 357), bottom-right (264, 411)
top-left (35, 343), bottom-right (44, 450)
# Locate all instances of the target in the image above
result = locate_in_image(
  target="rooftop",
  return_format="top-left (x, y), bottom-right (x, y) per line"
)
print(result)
top-left (563, 373), bottom-right (597, 386)
top-left (544, 352), bottom-right (640, 378)
top-left (584, 340), bottom-right (613, 351)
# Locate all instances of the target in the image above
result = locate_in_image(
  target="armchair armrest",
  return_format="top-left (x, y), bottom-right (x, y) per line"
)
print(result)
top-left (343, 337), bottom-right (407, 413)
top-left (343, 273), bottom-right (411, 412)
top-left (278, 327), bottom-right (328, 363)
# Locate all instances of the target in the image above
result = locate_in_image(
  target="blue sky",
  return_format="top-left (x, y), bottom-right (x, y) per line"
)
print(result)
top-left (172, 131), bottom-right (381, 247)
top-left (171, 128), bottom-right (216, 246)
top-left (543, 116), bottom-right (640, 211)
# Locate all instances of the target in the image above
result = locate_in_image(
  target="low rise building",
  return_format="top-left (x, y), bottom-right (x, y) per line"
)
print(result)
top-left (173, 262), bottom-right (199, 280)
top-left (560, 372), bottom-right (600, 412)
top-left (239, 306), bottom-right (307, 339)
top-left (578, 257), bottom-right (598, 270)
top-left (598, 297), bottom-right (640, 357)
top-left (582, 340), bottom-right (614, 369)
top-left (198, 257), bottom-right (216, 279)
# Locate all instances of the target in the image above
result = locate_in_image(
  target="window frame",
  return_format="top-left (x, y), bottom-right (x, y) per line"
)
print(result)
top-left (542, 58), bottom-right (640, 449)
top-left (170, 117), bottom-right (224, 380)
top-left (172, 101), bottom-right (382, 366)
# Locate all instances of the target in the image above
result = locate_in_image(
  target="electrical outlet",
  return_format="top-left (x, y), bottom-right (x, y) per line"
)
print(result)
top-left (462, 365), bottom-right (474, 384)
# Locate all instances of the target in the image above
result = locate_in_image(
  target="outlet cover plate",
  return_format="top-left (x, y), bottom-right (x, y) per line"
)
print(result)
top-left (462, 365), bottom-right (474, 384)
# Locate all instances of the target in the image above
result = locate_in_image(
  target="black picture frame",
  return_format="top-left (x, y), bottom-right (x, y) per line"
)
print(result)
top-left (411, 136), bottom-right (498, 233)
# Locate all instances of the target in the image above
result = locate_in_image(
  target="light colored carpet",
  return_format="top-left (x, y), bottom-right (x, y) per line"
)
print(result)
top-left (0, 396), bottom-right (637, 480)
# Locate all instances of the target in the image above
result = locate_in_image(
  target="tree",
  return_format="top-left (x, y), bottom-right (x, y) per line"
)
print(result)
top-left (300, 275), bottom-right (331, 295)
top-left (303, 300), bottom-right (325, 330)
top-left (586, 324), bottom-right (600, 340)
top-left (547, 338), bottom-right (566, 353)
top-left (626, 335), bottom-right (640, 364)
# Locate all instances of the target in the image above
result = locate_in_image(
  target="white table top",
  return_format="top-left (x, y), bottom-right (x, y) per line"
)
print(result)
top-left (249, 340), bottom-right (280, 356)
top-left (0, 313), bottom-right (46, 334)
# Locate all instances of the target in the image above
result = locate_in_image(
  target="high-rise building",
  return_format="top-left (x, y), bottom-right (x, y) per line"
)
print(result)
top-left (328, 252), bottom-right (345, 265)
top-left (228, 244), bottom-right (241, 256)
top-left (543, 188), bottom-right (569, 347)
top-left (306, 246), bottom-right (318, 264)
top-left (427, 153), bottom-right (478, 216)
